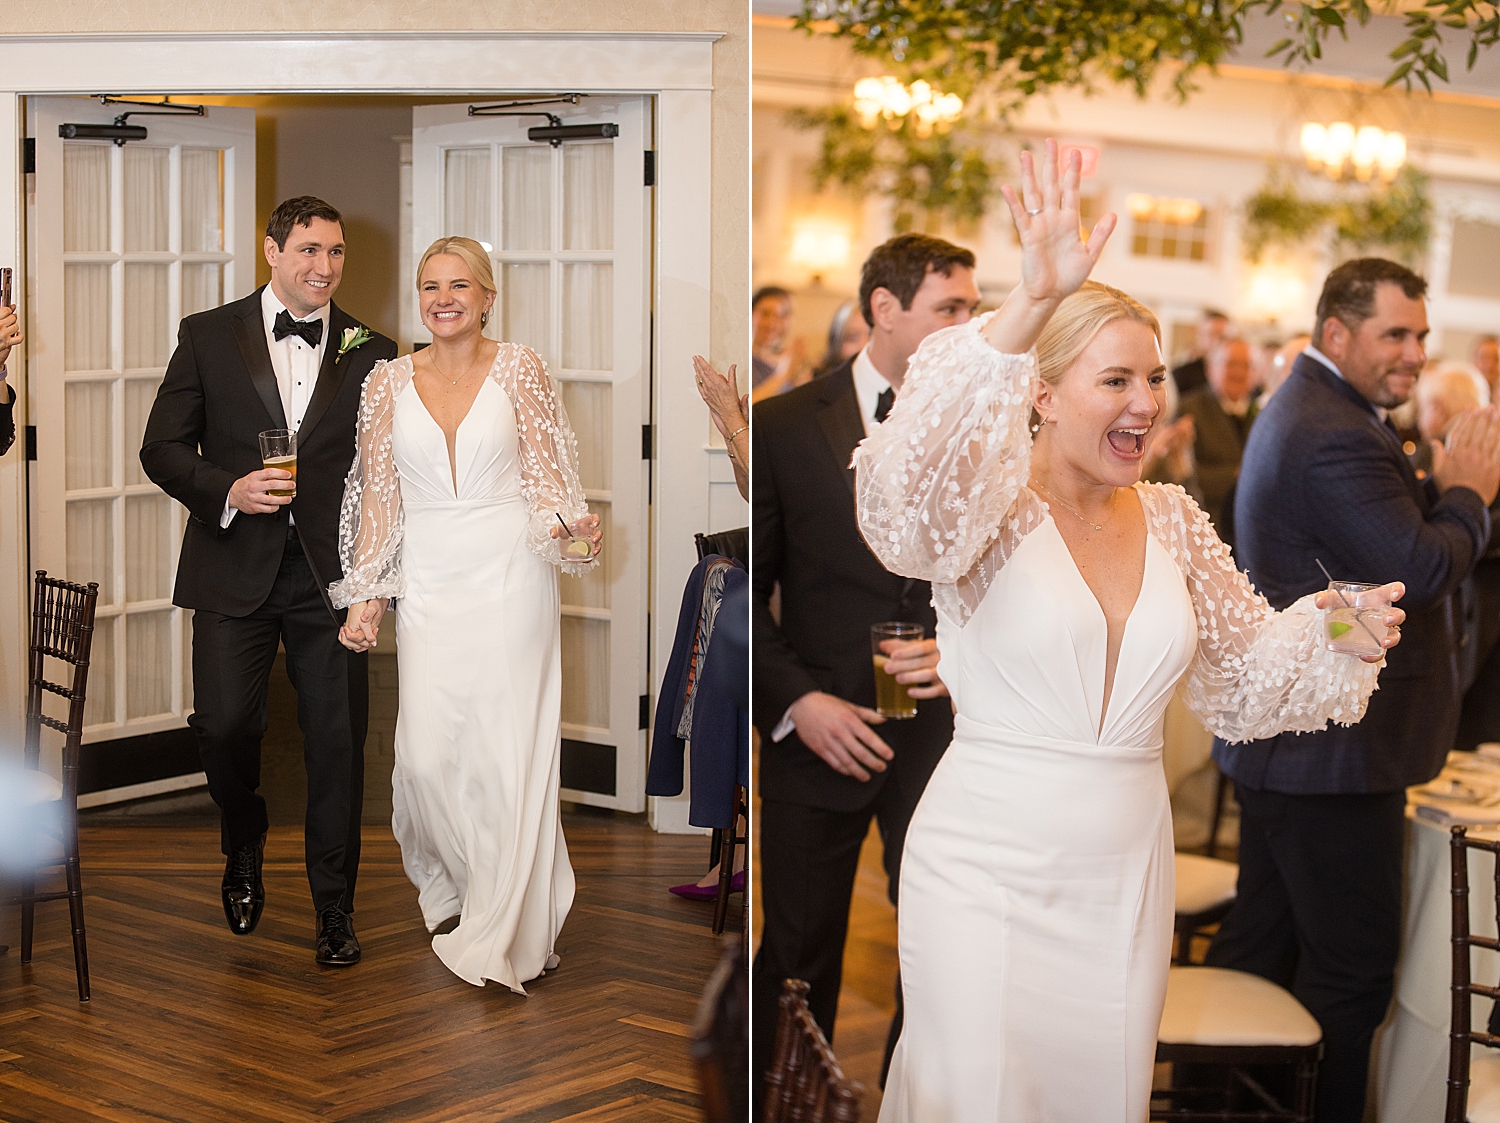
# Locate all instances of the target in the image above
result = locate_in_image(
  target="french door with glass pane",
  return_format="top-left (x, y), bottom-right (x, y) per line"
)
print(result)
top-left (29, 98), bottom-right (256, 739)
top-left (412, 99), bottom-right (650, 812)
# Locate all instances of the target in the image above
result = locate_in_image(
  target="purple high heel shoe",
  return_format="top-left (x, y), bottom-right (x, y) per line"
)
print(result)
top-left (669, 870), bottom-right (745, 901)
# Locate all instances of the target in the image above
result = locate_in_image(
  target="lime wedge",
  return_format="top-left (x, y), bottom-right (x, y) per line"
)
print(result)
top-left (1328, 621), bottom-right (1353, 639)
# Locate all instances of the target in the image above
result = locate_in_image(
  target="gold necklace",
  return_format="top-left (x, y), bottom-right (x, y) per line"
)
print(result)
top-left (1033, 480), bottom-right (1118, 532)
top-left (429, 347), bottom-right (484, 387)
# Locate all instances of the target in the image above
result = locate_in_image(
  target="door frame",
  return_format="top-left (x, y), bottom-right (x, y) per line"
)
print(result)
top-left (0, 31), bottom-right (726, 831)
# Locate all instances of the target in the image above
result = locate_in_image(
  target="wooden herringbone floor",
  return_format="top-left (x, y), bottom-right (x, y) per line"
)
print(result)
top-left (0, 811), bottom-right (731, 1122)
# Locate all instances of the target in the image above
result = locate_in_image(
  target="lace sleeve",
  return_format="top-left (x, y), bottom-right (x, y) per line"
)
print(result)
top-left (853, 313), bottom-right (1037, 595)
top-left (1140, 483), bottom-right (1383, 743)
top-left (329, 359), bottom-right (407, 609)
top-left (495, 344), bottom-right (596, 576)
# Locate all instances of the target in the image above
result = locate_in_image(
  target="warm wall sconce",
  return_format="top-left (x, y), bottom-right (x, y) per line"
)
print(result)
top-left (788, 217), bottom-right (852, 278)
top-left (852, 76), bottom-right (963, 136)
top-left (1300, 121), bottom-right (1405, 181)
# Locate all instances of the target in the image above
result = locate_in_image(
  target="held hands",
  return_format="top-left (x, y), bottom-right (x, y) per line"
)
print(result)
top-left (1313, 581), bottom-right (1406, 664)
top-left (1433, 405), bottom-right (1500, 507)
top-left (0, 305), bottom-right (21, 369)
top-left (229, 468), bottom-right (295, 514)
top-left (788, 691), bottom-right (893, 782)
top-left (550, 513), bottom-right (603, 561)
top-left (339, 599), bottom-right (386, 652)
top-left (880, 637), bottom-right (948, 700)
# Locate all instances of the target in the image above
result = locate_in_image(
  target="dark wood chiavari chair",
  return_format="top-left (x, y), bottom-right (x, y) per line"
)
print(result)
top-left (762, 979), bottom-right (863, 1123)
top-left (692, 937), bottom-right (749, 1123)
top-left (5, 571), bottom-right (99, 1002)
top-left (1444, 826), bottom-right (1500, 1122)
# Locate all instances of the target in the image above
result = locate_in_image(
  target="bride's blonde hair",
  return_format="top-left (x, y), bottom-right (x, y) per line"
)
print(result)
top-left (417, 236), bottom-right (497, 294)
top-left (1034, 280), bottom-right (1160, 391)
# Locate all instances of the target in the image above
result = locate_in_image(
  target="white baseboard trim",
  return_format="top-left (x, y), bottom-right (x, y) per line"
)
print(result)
top-left (77, 772), bottom-right (209, 810)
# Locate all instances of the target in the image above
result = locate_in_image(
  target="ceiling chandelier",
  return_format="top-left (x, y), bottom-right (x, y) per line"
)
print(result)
top-left (852, 77), bottom-right (964, 136)
top-left (1299, 121), bottom-right (1407, 182)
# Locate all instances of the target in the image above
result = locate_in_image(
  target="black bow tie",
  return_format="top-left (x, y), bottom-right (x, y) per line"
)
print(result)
top-left (273, 309), bottom-right (324, 348)
top-left (874, 387), bottom-right (895, 424)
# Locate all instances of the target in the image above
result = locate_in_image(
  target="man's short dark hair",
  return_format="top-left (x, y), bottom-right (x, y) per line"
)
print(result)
top-left (752, 286), bottom-right (791, 310)
top-left (1312, 257), bottom-right (1428, 349)
top-left (266, 196), bottom-right (343, 251)
top-left (858, 234), bottom-right (976, 328)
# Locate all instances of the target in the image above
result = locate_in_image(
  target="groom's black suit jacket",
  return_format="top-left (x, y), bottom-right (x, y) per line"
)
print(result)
top-left (753, 359), bottom-right (954, 813)
top-left (140, 287), bottom-right (397, 618)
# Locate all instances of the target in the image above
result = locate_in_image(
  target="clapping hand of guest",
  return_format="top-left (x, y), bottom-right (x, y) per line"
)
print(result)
top-left (787, 691), bottom-right (893, 782)
top-left (0, 304), bottom-right (22, 370)
top-left (549, 512), bottom-right (603, 560)
top-left (339, 598), bottom-right (386, 652)
top-left (1313, 581), bottom-right (1407, 664)
top-left (1433, 404), bottom-right (1500, 506)
top-left (880, 637), bottom-right (948, 700)
top-left (691, 355), bottom-right (747, 440)
top-left (1143, 415), bottom-right (1195, 481)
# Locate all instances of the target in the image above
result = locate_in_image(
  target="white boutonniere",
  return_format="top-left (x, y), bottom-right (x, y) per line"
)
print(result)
top-left (336, 325), bottom-right (373, 363)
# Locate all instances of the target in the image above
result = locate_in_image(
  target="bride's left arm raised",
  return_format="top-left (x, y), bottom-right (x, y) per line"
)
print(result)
top-left (504, 345), bottom-right (600, 575)
top-left (1150, 485), bottom-right (1403, 743)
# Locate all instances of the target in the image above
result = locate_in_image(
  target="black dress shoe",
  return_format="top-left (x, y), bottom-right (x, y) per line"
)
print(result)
top-left (315, 906), bottom-right (361, 966)
top-left (221, 834), bottom-right (266, 935)
top-left (433, 914), bottom-right (461, 935)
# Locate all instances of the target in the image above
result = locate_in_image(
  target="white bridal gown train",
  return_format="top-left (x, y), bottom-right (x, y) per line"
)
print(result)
top-left (852, 315), bottom-right (1385, 1121)
top-left (332, 345), bottom-right (594, 991)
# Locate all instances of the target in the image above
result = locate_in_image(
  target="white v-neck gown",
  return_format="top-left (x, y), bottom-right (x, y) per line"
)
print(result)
top-left (879, 513), bottom-right (1197, 1121)
top-left (388, 375), bottom-right (574, 991)
top-left (854, 315), bottom-right (1389, 1122)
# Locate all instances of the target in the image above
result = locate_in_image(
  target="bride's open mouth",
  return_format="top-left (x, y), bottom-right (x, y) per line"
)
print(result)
top-left (1107, 426), bottom-right (1149, 456)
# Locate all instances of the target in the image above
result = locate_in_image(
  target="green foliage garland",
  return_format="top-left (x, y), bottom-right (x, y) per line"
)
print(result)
top-left (1241, 165), bottom-right (1433, 264)
top-left (789, 104), bottom-right (1003, 232)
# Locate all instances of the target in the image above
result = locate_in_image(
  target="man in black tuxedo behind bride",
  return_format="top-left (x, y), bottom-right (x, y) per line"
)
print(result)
top-left (141, 196), bottom-right (396, 965)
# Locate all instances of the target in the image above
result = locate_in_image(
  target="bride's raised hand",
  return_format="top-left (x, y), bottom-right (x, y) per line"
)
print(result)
top-left (986, 139), bottom-right (1119, 355)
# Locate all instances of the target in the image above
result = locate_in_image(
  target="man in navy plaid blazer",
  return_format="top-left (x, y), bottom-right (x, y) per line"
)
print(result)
top-left (1209, 258), bottom-right (1500, 1123)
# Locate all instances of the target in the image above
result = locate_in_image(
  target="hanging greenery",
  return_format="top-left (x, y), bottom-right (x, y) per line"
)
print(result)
top-left (1241, 165), bottom-right (1433, 264)
top-left (788, 104), bottom-right (1004, 232)
top-left (796, 0), bottom-right (1500, 106)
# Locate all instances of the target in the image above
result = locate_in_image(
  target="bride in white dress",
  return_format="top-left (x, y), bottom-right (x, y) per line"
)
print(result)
top-left (331, 236), bottom-right (600, 991)
top-left (853, 141), bottom-right (1406, 1121)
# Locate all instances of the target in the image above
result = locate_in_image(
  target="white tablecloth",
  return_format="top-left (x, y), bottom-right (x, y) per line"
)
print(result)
top-left (1376, 811), bottom-right (1500, 1121)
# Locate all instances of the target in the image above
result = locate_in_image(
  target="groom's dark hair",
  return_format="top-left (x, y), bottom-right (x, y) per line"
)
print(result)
top-left (266, 196), bottom-right (343, 250)
top-left (859, 233), bottom-right (975, 328)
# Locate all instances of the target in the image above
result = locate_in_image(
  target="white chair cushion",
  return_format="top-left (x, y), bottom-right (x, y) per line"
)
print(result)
top-left (1158, 966), bottom-right (1322, 1047)
top-left (1468, 1049), bottom-right (1500, 1123)
top-left (1175, 853), bottom-right (1238, 916)
top-left (20, 769), bottom-right (63, 805)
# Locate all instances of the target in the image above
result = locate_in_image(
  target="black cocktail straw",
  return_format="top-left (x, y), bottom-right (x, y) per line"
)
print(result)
top-left (1315, 557), bottom-right (1385, 651)
top-left (555, 512), bottom-right (573, 538)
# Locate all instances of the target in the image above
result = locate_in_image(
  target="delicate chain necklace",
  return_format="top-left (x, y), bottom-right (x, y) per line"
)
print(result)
top-left (1032, 480), bottom-right (1118, 532)
top-left (430, 347), bottom-right (484, 387)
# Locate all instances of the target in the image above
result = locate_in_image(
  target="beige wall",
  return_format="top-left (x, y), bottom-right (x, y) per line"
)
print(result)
top-left (6, 0), bottom-right (749, 370)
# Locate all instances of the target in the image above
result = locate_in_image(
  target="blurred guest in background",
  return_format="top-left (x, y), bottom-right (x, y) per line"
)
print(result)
top-left (751, 286), bottom-right (812, 401)
top-left (752, 231), bottom-right (977, 1108)
top-left (1259, 332), bottom-right (1310, 408)
top-left (1476, 333), bottom-right (1499, 399)
top-left (1142, 360), bottom-right (1204, 507)
top-left (1211, 258), bottom-right (1500, 1123)
top-left (815, 299), bottom-right (871, 377)
top-left (1411, 362), bottom-right (1490, 478)
top-left (1179, 336), bottom-right (1257, 538)
top-left (1170, 306), bottom-right (1230, 396)
top-left (0, 301), bottom-right (20, 456)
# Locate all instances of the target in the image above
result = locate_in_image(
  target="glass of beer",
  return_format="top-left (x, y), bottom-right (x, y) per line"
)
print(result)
top-left (871, 622), bottom-right (924, 719)
top-left (258, 429), bottom-right (297, 496)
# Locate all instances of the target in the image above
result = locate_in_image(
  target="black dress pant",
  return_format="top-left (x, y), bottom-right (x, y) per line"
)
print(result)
top-left (189, 535), bottom-right (368, 914)
top-left (752, 782), bottom-right (920, 1108)
top-left (1204, 786), bottom-right (1406, 1123)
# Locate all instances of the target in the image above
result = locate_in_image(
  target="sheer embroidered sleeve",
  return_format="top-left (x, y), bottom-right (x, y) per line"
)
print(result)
top-left (496, 344), bottom-right (596, 576)
top-left (330, 358), bottom-right (408, 609)
top-left (853, 313), bottom-right (1041, 622)
top-left (1140, 483), bottom-right (1383, 743)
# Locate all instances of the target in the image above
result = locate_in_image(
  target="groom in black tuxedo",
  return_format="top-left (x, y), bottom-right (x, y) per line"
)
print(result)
top-left (752, 234), bottom-right (979, 1103)
top-left (141, 196), bottom-right (396, 965)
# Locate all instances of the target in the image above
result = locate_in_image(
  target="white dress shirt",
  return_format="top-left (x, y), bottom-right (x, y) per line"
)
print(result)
top-left (221, 287), bottom-right (331, 527)
top-left (771, 345), bottom-right (899, 743)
